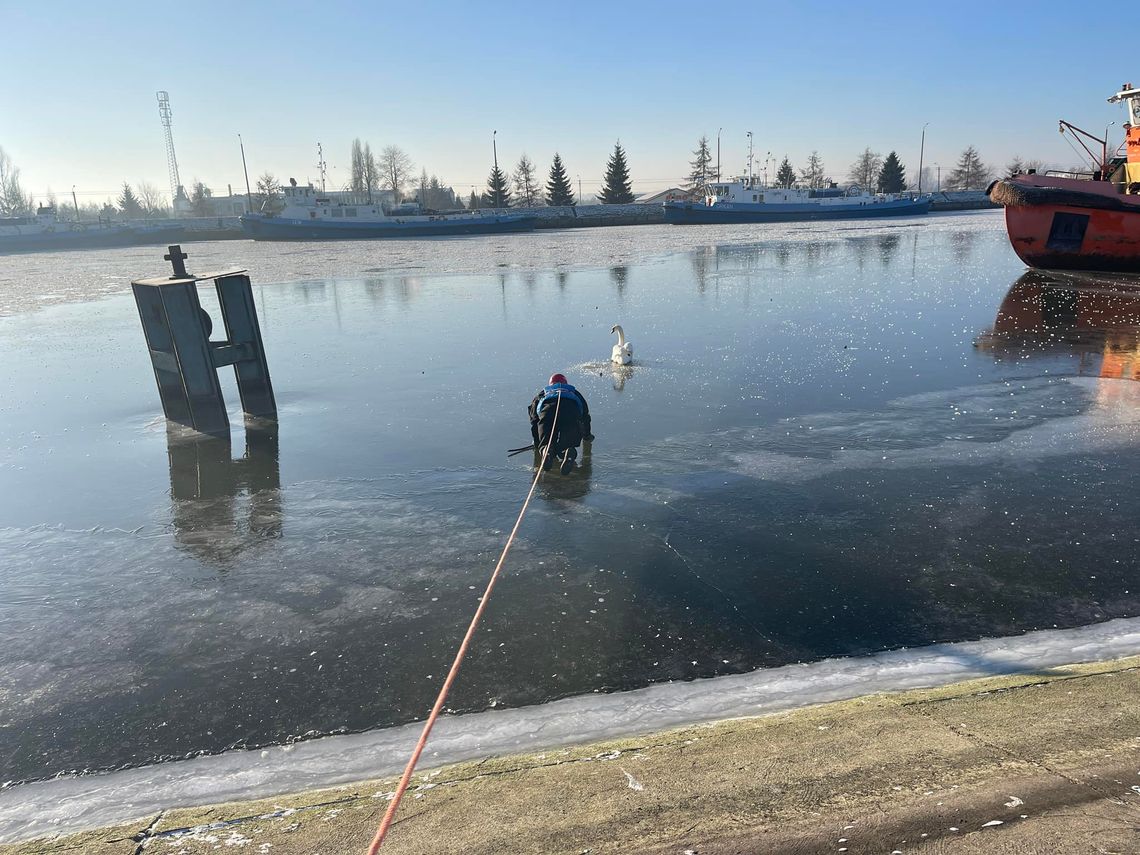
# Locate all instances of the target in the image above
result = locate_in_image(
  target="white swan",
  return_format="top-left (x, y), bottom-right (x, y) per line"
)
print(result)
top-left (610, 324), bottom-right (633, 365)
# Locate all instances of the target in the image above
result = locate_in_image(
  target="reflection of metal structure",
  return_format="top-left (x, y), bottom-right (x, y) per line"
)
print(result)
top-left (133, 246), bottom-right (276, 438)
top-left (168, 425), bottom-right (282, 564)
top-left (976, 271), bottom-right (1140, 380)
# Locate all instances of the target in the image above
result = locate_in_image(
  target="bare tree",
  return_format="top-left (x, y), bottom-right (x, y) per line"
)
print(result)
top-left (848, 148), bottom-right (882, 188)
top-left (189, 179), bottom-right (212, 217)
top-left (351, 139), bottom-right (365, 193)
top-left (136, 181), bottom-right (167, 216)
top-left (362, 143), bottom-right (379, 199)
top-left (0, 146), bottom-right (33, 216)
top-left (799, 151), bottom-right (827, 189)
top-left (1006, 155), bottom-right (1043, 177)
top-left (256, 172), bottom-right (280, 197)
top-left (379, 145), bottom-right (414, 203)
top-left (512, 154), bottom-right (541, 206)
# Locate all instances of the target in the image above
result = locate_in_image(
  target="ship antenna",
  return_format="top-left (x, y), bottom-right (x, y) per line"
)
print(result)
top-left (317, 142), bottom-right (327, 193)
top-left (238, 133), bottom-right (253, 213)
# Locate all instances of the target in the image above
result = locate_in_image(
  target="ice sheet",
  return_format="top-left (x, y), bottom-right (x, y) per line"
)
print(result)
top-left (1, 615), bottom-right (1138, 844)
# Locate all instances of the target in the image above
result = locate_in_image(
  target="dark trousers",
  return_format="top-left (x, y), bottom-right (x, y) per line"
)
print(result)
top-left (533, 410), bottom-right (582, 458)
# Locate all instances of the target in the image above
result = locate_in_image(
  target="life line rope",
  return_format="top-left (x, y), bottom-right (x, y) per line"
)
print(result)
top-left (365, 392), bottom-right (563, 853)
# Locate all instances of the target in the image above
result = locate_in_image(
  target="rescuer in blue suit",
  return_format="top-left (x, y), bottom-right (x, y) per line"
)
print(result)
top-left (529, 373), bottom-right (593, 474)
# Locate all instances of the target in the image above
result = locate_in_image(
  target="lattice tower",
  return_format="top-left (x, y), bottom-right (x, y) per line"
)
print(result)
top-left (156, 91), bottom-right (183, 200)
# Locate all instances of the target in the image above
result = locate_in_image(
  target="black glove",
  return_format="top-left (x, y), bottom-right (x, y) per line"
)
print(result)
top-left (585, 434), bottom-right (595, 442)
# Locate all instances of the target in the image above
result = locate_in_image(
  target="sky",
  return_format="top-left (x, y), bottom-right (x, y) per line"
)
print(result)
top-left (1, 0), bottom-right (1135, 204)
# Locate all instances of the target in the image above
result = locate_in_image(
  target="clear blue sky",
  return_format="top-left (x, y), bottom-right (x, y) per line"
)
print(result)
top-left (2, 0), bottom-right (1133, 202)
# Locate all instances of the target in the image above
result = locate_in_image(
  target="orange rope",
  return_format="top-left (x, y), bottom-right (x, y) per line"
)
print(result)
top-left (365, 392), bottom-right (563, 854)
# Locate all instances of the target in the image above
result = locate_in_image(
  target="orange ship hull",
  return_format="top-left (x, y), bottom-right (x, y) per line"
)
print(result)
top-left (989, 174), bottom-right (1140, 273)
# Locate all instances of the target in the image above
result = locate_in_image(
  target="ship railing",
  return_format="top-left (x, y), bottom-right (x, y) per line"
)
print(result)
top-left (1044, 169), bottom-right (1097, 180)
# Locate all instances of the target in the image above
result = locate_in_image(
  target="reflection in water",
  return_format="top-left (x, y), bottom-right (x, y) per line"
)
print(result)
top-left (609, 266), bottom-right (629, 298)
top-left (950, 230), bottom-right (977, 263)
top-left (610, 364), bottom-right (634, 391)
top-left (535, 451), bottom-right (592, 501)
top-left (877, 233), bottom-right (901, 267)
top-left (167, 423), bottom-right (282, 565)
top-left (556, 269), bottom-right (569, 290)
top-left (976, 271), bottom-right (1140, 383)
top-left (690, 246), bottom-right (713, 293)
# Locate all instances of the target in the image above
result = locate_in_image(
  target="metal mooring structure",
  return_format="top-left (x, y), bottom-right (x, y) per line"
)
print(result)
top-left (132, 245), bottom-right (276, 437)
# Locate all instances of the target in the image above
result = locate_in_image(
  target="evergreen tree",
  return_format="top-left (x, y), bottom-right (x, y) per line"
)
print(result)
top-left (946, 146), bottom-right (991, 191)
top-left (513, 154), bottom-right (540, 206)
top-left (799, 151), bottom-right (827, 189)
top-left (468, 189), bottom-right (480, 210)
top-left (487, 164), bottom-right (512, 208)
top-left (775, 156), bottom-right (796, 188)
top-left (118, 182), bottom-right (144, 217)
top-left (1006, 156), bottom-right (1025, 178)
top-left (877, 151), bottom-right (907, 193)
top-left (599, 141), bottom-right (634, 204)
top-left (848, 148), bottom-right (883, 188)
top-left (686, 135), bottom-right (714, 191)
top-left (545, 153), bottom-right (575, 206)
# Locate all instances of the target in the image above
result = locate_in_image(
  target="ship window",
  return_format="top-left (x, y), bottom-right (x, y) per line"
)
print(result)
top-left (309, 212), bottom-right (317, 219)
top-left (345, 208), bottom-right (358, 217)
top-left (331, 209), bottom-right (344, 217)
top-left (1046, 212), bottom-right (1089, 251)
top-left (753, 194), bottom-right (758, 201)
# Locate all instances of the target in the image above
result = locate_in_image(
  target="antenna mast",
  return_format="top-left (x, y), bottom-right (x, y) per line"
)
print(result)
top-left (156, 91), bottom-right (184, 203)
top-left (317, 142), bottom-right (328, 192)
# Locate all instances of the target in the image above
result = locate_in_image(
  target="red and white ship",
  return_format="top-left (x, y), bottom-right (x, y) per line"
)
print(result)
top-left (988, 82), bottom-right (1140, 272)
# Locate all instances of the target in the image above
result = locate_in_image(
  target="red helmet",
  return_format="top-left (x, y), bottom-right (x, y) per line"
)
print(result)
top-left (549, 373), bottom-right (568, 385)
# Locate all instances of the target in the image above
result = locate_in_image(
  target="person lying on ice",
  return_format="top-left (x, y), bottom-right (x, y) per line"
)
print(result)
top-left (529, 373), bottom-right (593, 474)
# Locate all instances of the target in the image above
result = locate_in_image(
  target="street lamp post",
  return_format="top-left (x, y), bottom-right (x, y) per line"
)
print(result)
top-left (492, 130), bottom-right (499, 209)
top-left (72, 185), bottom-right (80, 222)
top-left (918, 122), bottom-right (929, 193)
top-left (746, 132), bottom-right (754, 185)
top-left (935, 164), bottom-right (941, 192)
top-left (578, 174), bottom-right (582, 204)
top-left (717, 127), bottom-right (722, 181)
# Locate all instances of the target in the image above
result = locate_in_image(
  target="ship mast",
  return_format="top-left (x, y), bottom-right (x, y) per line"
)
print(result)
top-left (746, 131), bottom-right (754, 187)
top-left (316, 142), bottom-right (328, 193)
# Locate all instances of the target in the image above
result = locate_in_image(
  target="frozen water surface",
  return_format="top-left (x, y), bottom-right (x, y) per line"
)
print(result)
top-left (3, 213), bottom-right (1140, 839)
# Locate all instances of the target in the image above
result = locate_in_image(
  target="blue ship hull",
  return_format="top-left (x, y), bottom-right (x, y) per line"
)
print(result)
top-left (241, 212), bottom-right (538, 240)
top-left (663, 197), bottom-right (931, 224)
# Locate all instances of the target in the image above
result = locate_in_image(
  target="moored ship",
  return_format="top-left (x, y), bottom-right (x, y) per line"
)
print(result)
top-left (663, 178), bottom-right (930, 225)
top-left (987, 82), bottom-right (1140, 273)
top-left (0, 206), bottom-right (180, 254)
top-left (240, 181), bottom-right (537, 240)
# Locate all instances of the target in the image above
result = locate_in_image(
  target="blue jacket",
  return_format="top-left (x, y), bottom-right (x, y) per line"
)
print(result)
top-left (536, 382), bottom-right (585, 417)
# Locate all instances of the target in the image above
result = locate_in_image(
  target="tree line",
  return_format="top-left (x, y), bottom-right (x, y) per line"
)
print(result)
top-left (685, 136), bottom-right (1039, 194)
top-left (0, 136), bottom-right (1060, 221)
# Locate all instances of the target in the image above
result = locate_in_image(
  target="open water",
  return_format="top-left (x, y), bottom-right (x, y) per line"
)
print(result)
top-left (2, 213), bottom-right (1140, 793)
